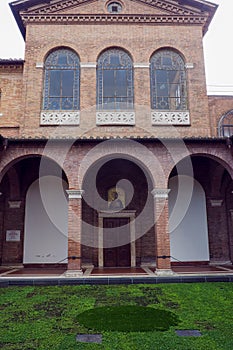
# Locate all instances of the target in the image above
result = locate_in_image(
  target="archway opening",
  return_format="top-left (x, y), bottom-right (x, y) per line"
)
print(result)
top-left (0, 156), bottom-right (68, 266)
top-left (82, 157), bottom-right (155, 268)
top-left (169, 155), bottom-right (233, 265)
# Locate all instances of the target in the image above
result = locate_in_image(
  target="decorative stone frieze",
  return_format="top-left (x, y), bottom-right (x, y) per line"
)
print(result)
top-left (96, 111), bottom-right (135, 125)
top-left (151, 188), bottom-right (171, 199)
top-left (151, 111), bottom-right (190, 125)
top-left (40, 111), bottom-right (80, 125)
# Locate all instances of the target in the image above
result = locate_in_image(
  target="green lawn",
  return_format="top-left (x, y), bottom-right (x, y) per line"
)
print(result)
top-left (0, 283), bottom-right (233, 349)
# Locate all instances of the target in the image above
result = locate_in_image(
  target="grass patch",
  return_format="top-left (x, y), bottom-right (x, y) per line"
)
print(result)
top-left (77, 305), bottom-right (179, 332)
top-left (0, 283), bottom-right (233, 349)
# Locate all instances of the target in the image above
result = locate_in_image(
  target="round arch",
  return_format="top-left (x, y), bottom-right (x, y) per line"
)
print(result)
top-left (0, 152), bottom-right (69, 185)
top-left (188, 151), bottom-right (233, 180)
top-left (78, 139), bottom-right (165, 189)
top-left (43, 45), bottom-right (80, 62)
top-left (149, 46), bottom-right (187, 64)
top-left (166, 149), bottom-right (233, 186)
top-left (168, 152), bottom-right (233, 264)
top-left (96, 45), bottom-right (134, 63)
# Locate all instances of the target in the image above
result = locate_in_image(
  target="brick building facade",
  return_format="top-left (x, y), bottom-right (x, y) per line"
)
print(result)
top-left (0, 0), bottom-right (232, 275)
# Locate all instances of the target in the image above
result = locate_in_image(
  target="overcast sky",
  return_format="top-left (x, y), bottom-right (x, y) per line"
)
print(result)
top-left (0, 0), bottom-right (232, 94)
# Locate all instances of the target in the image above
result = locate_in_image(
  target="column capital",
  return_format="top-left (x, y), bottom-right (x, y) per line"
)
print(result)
top-left (151, 188), bottom-right (171, 199)
top-left (8, 200), bottom-right (22, 208)
top-left (209, 198), bottom-right (223, 207)
top-left (66, 189), bottom-right (85, 199)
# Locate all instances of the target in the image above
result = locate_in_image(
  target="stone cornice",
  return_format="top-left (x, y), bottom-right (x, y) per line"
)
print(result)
top-left (0, 65), bottom-right (23, 71)
top-left (11, 0), bottom-right (217, 37)
top-left (21, 13), bottom-right (207, 26)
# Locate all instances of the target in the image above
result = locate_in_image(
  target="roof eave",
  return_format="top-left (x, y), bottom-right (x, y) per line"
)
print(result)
top-left (9, 0), bottom-right (50, 38)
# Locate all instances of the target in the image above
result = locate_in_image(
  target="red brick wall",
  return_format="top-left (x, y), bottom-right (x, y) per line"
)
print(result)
top-left (0, 64), bottom-right (23, 138)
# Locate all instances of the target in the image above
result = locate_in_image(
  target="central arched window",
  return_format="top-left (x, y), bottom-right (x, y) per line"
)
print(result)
top-left (97, 48), bottom-right (134, 110)
top-left (150, 49), bottom-right (187, 111)
top-left (42, 48), bottom-right (80, 111)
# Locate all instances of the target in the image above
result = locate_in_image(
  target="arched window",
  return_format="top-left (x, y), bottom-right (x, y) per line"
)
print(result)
top-left (218, 110), bottom-right (233, 137)
top-left (42, 48), bottom-right (80, 111)
top-left (150, 49), bottom-right (187, 111)
top-left (97, 48), bottom-right (134, 110)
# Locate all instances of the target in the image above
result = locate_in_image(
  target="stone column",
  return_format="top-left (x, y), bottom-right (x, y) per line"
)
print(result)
top-left (65, 189), bottom-right (84, 277)
top-left (152, 188), bottom-right (173, 275)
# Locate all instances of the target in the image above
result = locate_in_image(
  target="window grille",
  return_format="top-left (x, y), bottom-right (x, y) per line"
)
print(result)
top-left (218, 110), bottom-right (233, 137)
top-left (42, 49), bottom-right (80, 111)
top-left (150, 49), bottom-right (187, 111)
top-left (97, 48), bottom-right (134, 110)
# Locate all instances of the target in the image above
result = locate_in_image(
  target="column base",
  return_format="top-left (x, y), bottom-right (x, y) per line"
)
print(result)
top-left (63, 269), bottom-right (83, 277)
top-left (209, 260), bottom-right (231, 265)
top-left (155, 269), bottom-right (176, 276)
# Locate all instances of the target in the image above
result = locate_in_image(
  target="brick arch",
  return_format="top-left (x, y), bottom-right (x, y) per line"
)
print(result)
top-left (77, 139), bottom-right (167, 189)
top-left (95, 45), bottom-right (135, 63)
top-left (167, 148), bottom-right (233, 183)
top-left (0, 151), bottom-right (42, 183)
top-left (0, 150), bottom-right (69, 185)
top-left (149, 46), bottom-right (187, 64)
top-left (189, 150), bottom-right (233, 180)
top-left (36, 43), bottom-right (82, 63)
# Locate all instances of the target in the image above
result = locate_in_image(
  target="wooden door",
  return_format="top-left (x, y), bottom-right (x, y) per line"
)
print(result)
top-left (103, 218), bottom-right (130, 267)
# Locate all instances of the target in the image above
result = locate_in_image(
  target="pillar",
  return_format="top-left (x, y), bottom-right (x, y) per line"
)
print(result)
top-left (152, 188), bottom-right (173, 275)
top-left (208, 198), bottom-right (230, 263)
top-left (65, 189), bottom-right (84, 277)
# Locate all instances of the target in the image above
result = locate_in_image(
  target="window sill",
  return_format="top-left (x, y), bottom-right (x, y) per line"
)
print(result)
top-left (151, 110), bottom-right (190, 125)
top-left (96, 111), bottom-right (135, 125)
top-left (40, 111), bottom-right (80, 125)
